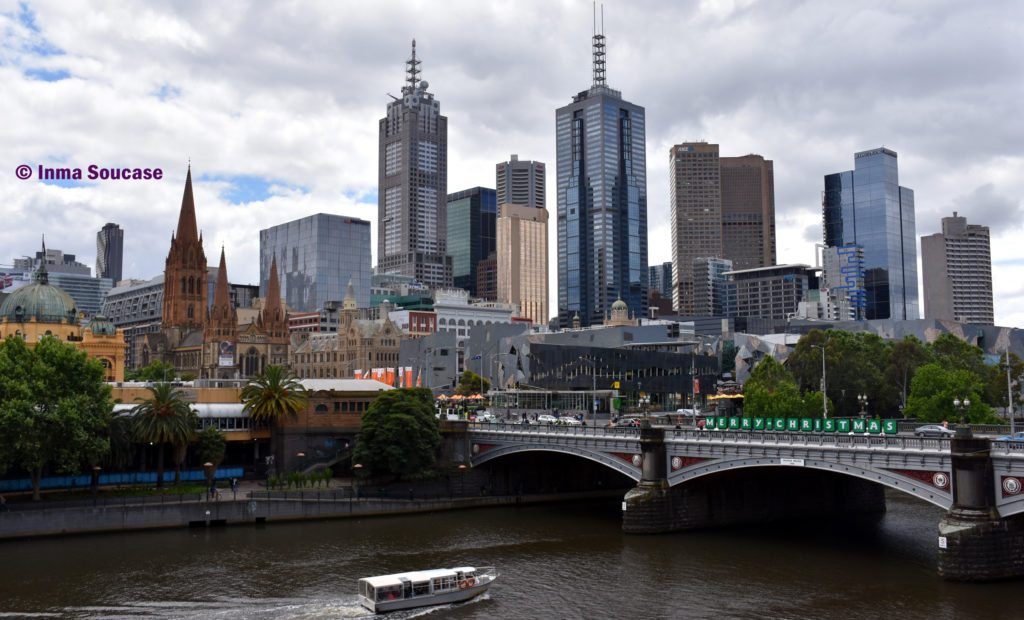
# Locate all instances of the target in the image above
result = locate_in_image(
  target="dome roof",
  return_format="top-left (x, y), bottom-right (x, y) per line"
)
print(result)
top-left (611, 298), bottom-right (628, 311)
top-left (86, 314), bottom-right (116, 336)
top-left (0, 281), bottom-right (78, 324)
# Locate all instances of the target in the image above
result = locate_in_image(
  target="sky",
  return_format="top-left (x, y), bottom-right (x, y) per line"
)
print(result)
top-left (2, 0), bottom-right (1022, 325)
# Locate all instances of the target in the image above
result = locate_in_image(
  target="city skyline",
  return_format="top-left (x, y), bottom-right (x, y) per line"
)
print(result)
top-left (3, 1), bottom-right (1022, 325)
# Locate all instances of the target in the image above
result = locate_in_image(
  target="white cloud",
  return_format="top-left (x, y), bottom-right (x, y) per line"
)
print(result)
top-left (2, 0), bottom-right (1022, 326)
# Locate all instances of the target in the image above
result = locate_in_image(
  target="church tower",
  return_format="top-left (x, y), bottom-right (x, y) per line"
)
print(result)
top-left (203, 247), bottom-right (238, 377)
top-left (161, 166), bottom-right (208, 330)
top-left (257, 254), bottom-right (290, 366)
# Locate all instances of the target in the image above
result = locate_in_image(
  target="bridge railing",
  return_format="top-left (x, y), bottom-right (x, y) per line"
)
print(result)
top-left (469, 422), bottom-right (640, 437)
top-left (667, 428), bottom-right (952, 451)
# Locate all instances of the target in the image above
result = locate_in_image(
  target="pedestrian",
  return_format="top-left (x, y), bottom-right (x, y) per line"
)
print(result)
top-left (942, 420), bottom-right (949, 429)
top-left (230, 478), bottom-right (238, 493)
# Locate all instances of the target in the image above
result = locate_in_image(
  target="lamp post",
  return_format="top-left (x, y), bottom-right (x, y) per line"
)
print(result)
top-left (458, 463), bottom-right (467, 497)
top-left (580, 357), bottom-right (598, 427)
top-left (1005, 347), bottom-right (1015, 433)
top-left (857, 393), bottom-right (868, 420)
top-left (953, 397), bottom-right (972, 438)
top-left (812, 344), bottom-right (828, 419)
top-left (90, 465), bottom-right (101, 497)
top-left (203, 461), bottom-right (215, 497)
top-left (353, 463), bottom-right (363, 499)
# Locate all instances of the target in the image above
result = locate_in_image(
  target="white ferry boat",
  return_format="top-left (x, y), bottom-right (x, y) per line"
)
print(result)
top-left (357, 566), bottom-right (498, 613)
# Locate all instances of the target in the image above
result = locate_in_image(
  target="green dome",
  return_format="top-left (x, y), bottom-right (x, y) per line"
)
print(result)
top-left (86, 314), bottom-right (116, 335)
top-left (0, 281), bottom-right (78, 324)
top-left (611, 298), bottom-right (628, 311)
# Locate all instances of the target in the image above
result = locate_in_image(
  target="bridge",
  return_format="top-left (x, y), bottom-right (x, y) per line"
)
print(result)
top-left (464, 423), bottom-right (1024, 581)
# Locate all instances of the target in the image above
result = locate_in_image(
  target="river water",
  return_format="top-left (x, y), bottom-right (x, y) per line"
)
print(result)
top-left (0, 492), bottom-right (1019, 619)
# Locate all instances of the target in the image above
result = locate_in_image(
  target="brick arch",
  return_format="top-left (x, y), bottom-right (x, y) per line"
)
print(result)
top-left (471, 444), bottom-right (641, 481)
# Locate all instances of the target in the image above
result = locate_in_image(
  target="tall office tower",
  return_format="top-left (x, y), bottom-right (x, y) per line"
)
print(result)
top-left (820, 244), bottom-right (866, 320)
top-left (556, 17), bottom-right (647, 327)
top-left (692, 257), bottom-right (732, 316)
top-left (377, 40), bottom-right (452, 289)
top-left (497, 154), bottom-right (545, 210)
top-left (96, 223), bottom-right (124, 284)
top-left (669, 142), bottom-right (722, 314)
top-left (720, 155), bottom-right (776, 270)
top-left (823, 147), bottom-right (919, 320)
top-left (921, 212), bottom-right (994, 324)
top-left (259, 213), bottom-right (372, 312)
top-left (648, 262), bottom-right (672, 299)
top-left (446, 187), bottom-right (496, 296)
top-left (497, 203), bottom-right (548, 325)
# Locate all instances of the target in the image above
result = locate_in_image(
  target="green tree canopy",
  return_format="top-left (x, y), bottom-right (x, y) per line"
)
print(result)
top-left (455, 370), bottom-right (490, 396)
top-left (0, 335), bottom-right (113, 500)
top-left (131, 383), bottom-right (197, 487)
top-left (741, 357), bottom-right (818, 418)
top-left (126, 360), bottom-right (177, 382)
top-left (787, 329), bottom-right (895, 417)
top-left (352, 388), bottom-right (441, 479)
top-left (884, 336), bottom-right (933, 410)
top-left (903, 363), bottom-right (994, 424)
top-left (195, 426), bottom-right (227, 467)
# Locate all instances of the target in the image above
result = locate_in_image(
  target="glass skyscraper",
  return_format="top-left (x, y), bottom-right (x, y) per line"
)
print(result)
top-left (823, 147), bottom-right (918, 320)
top-left (259, 213), bottom-right (372, 312)
top-left (446, 187), bottom-right (496, 297)
top-left (556, 24), bottom-right (647, 327)
top-left (96, 222), bottom-right (123, 284)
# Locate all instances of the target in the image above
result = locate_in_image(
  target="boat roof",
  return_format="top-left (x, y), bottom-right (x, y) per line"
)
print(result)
top-left (360, 567), bottom-right (476, 588)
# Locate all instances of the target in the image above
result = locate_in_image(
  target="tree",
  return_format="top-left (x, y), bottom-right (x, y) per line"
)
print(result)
top-left (984, 351), bottom-right (1024, 415)
top-left (352, 388), bottom-right (441, 479)
top-left (241, 365), bottom-right (308, 469)
top-left (884, 336), bottom-right (933, 412)
top-left (929, 333), bottom-right (987, 377)
top-left (0, 335), bottom-right (112, 500)
top-left (904, 363), bottom-right (995, 424)
top-left (126, 360), bottom-right (177, 383)
top-left (742, 357), bottom-right (808, 418)
top-left (720, 340), bottom-right (737, 376)
top-left (455, 370), bottom-right (489, 396)
top-left (131, 383), bottom-right (197, 487)
top-left (195, 427), bottom-right (226, 467)
top-left (788, 330), bottom-right (894, 417)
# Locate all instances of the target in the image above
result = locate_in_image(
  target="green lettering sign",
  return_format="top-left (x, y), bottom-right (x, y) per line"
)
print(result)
top-left (824, 419), bottom-right (836, 433)
top-left (773, 418), bottom-right (786, 431)
top-left (787, 418), bottom-right (799, 431)
top-left (800, 418), bottom-right (813, 432)
top-left (717, 417), bottom-right (728, 429)
top-left (867, 419), bottom-right (881, 434)
top-left (852, 419), bottom-right (866, 433)
top-left (837, 419), bottom-right (851, 433)
top-left (729, 417), bottom-right (741, 429)
top-left (883, 419), bottom-right (898, 435)
top-left (741, 417), bottom-right (752, 430)
top-left (754, 417), bottom-right (765, 430)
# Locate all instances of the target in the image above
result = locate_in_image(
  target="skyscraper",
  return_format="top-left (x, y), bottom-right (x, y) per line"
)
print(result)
top-left (446, 187), bottom-right (496, 296)
top-left (921, 212), bottom-right (994, 325)
top-left (556, 17), bottom-right (647, 327)
top-left (721, 155), bottom-right (775, 271)
top-left (669, 142), bottom-right (722, 314)
top-left (96, 222), bottom-right (123, 284)
top-left (497, 154), bottom-right (545, 210)
top-left (377, 40), bottom-right (452, 289)
top-left (648, 262), bottom-right (672, 300)
top-left (259, 214), bottom-right (372, 312)
top-left (823, 147), bottom-right (918, 320)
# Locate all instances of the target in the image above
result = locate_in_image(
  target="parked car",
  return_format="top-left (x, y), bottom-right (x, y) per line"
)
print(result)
top-left (614, 417), bottom-right (642, 428)
top-left (537, 414), bottom-right (559, 424)
top-left (475, 412), bottom-right (498, 423)
top-left (914, 424), bottom-right (956, 438)
top-left (675, 408), bottom-right (701, 417)
top-left (558, 418), bottom-right (583, 426)
top-left (994, 431), bottom-right (1024, 443)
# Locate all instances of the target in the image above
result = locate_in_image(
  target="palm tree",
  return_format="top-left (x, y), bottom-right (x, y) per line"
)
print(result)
top-left (241, 365), bottom-right (308, 473)
top-left (131, 383), bottom-right (197, 488)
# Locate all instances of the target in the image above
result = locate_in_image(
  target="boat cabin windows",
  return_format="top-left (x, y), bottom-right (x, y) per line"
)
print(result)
top-left (375, 585), bottom-right (402, 602)
top-left (412, 581), bottom-right (429, 597)
top-left (433, 576), bottom-right (457, 591)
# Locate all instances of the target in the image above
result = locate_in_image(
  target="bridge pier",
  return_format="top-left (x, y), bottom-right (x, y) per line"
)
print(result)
top-left (622, 424), bottom-right (673, 533)
top-left (938, 436), bottom-right (1024, 581)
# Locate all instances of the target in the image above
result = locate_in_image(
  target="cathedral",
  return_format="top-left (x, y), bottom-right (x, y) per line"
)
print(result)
top-left (142, 167), bottom-right (289, 379)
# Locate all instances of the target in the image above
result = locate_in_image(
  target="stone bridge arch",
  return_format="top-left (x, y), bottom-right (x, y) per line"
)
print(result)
top-left (471, 443), bottom-right (642, 482)
top-left (666, 457), bottom-right (953, 510)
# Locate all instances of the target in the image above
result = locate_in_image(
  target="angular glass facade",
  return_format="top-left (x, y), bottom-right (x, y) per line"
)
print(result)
top-left (823, 148), bottom-right (918, 320)
top-left (259, 214), bottom-right (372, 312)
top-left (556, 86), bottom-right (647, 327)
top-left (446, 187), bottom-right (496, 296)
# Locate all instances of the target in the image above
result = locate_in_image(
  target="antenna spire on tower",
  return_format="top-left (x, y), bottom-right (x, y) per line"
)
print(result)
top-left (406, 38), bottom-right (421, 92)
top-left (592, 2), bottom-right (606, 87)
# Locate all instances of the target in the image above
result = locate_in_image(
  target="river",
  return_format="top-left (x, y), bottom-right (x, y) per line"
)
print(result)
top-left (0, 491), bottom-right (1019, 619)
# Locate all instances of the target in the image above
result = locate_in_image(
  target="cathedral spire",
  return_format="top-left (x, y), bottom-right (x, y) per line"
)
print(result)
top-left (264, 254), bottom-right (283, 316)
top-left (175, 166), bottom-right (199, 243)
top-left (213, 246), bottom-right (230, 309)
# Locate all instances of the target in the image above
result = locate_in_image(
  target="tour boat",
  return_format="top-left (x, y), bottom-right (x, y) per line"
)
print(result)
top-left (357, 566), bottom-right (498, 613)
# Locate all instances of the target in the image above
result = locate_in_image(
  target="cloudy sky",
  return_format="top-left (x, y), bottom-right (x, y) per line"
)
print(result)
top-left (3, 0), bottom-right (1022, 325)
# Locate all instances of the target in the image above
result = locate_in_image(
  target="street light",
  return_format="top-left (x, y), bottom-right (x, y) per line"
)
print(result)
top-left (953, 397), bottom-right (972, 438)
top-left (353, 463), bottom-right (363, 499)
top-left (458, 463), bottom-right (467, 497)
top-left (580, 357), bottom-right (598, 428)
top-left (811, 344), bottom-right (828, 419)
top-left (857, 393), bottom-right (869, 420)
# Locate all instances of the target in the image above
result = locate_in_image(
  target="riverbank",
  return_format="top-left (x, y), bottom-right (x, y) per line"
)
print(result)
top-left (0, 488), bottom-right (624, 541)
